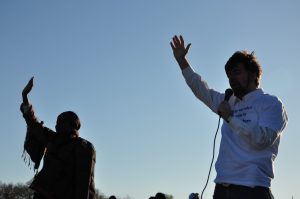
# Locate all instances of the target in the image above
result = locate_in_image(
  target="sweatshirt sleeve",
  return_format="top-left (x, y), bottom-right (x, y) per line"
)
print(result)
top-left (20, 103), bottom-right (55, 146)
top-left (20, 103), bottom-right (56, 170)
top-left (182, 66), bottom-right (224, 113)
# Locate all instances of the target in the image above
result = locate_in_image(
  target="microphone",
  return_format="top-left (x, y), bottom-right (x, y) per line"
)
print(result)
top-left (218, 89), bottom-right (233, 117)
top-left (224, 88), bottom-right (233, 101)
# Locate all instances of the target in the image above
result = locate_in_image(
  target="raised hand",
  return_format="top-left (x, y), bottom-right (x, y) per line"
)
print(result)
top-left (22, 77), bottom-right (34, 105)
top-left (170, 35), bottom-right (191, 69)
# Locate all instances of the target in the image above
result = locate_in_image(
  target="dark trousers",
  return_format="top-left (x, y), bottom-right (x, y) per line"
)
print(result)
top-left (33, 192), bottom-right (46, 199)
top-left (213, 183), bottom-right (274, 199)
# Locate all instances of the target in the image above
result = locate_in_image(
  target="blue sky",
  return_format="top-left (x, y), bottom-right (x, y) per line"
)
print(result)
top-left (0, 1), bottom-right (299, 198)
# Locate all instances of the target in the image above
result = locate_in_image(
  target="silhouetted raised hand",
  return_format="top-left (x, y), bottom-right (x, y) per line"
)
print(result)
top-left (22, 77), bottom-right (34, 105)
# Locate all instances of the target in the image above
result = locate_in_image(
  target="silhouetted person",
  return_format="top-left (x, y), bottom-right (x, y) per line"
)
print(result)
top-left (20, 77), bottom-right (96, 199)
top-left (108, 196), bottom-right (117, 199)
top-left (149, 197), bottom-right (155, 199)
top-left (171, 35), bottom-right (288, 199)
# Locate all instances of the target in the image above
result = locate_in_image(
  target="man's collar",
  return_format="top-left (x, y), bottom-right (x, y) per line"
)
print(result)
top-left (233, 88), bottom-right (263, 104)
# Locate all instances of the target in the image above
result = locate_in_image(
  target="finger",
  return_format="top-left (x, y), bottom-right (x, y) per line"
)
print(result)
top-left (173, 35), bottom-right (180, 46)
top-left (179, 35), bottom-right (184, 47)
top-left (27, 78), bottom-right (34, 88)
top-left (172, 36), bottom-right (178, 47)
top-left (170, 42), bottom-right (175, 50)
top-left (23, 77), bottom-right (34, 93)
top-left (28, 77), bottom-right (34, 87)
top-left (186, 43), bottom-right (191, 53)
top-left (30, 76), bottom-right (34, 85)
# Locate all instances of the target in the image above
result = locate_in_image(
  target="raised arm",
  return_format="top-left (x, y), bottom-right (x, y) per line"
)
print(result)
top-left (21, 77), bottom-right (44, 170)
top-left (21, 77), bottom-right (56, 170)
top-left (170, 35), bottom-right (191, 70)
top-left (170, 35), bottom-right (224, 113)
top-left (20, 77), bottom-right (37, 124)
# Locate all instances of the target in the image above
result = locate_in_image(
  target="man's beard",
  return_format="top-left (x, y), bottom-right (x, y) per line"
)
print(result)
top-left (230, 80), bottom-right (249, 99)
top-left (232, 87), bottom-right (247, 99)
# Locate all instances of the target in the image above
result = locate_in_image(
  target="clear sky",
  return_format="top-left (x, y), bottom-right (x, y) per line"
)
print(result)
top-left (0, 1), bottom-right (299, 198)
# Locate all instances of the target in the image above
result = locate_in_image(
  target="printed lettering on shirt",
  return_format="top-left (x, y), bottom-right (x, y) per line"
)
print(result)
top-left (233, 106), bottom-right (256, 124)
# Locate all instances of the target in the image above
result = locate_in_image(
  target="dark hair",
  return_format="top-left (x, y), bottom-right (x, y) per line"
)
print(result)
top-left (109, 196), bottom-right (117, 199)
top-left (225, 51), bottom-right (262, 87)
top-left (57, 111), bottom-right (81, 130)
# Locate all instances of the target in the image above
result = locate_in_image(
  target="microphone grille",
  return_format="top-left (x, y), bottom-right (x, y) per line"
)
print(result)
top-left (224, 89), bottom-right (233, 101)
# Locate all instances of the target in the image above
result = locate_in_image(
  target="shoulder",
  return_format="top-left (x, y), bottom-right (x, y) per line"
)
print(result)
top-left (255, 90), bottom-right (287, 117)
top-left (75, 137), bottom-right (96, 157)
top-left (257, 90), bottom-right (285, 107)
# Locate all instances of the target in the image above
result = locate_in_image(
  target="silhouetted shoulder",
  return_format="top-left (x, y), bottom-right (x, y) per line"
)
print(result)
top-left (76, 137), bottom-right (96, 158)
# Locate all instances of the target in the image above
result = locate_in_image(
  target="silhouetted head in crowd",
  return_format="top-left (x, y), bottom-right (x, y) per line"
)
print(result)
top-left (109, 196), bottom-right (117, 199)
top-left (189, 192), bottom-right (199, 199)
top-left (155, 192), bottom-right (166, 199)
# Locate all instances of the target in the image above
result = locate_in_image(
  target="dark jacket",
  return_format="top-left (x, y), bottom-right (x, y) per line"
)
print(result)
top-left (21, 104), bottom-right (96, 199)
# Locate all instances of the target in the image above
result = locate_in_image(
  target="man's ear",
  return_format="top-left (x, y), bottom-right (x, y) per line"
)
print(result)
top-left (248, 71), bottom-right (256, 81)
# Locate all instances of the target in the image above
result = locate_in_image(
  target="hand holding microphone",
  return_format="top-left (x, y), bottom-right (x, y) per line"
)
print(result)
top-left (218, 89), bottom-right (233, 122)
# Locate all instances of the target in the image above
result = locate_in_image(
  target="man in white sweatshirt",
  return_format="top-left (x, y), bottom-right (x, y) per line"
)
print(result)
top-left (170, 35), bottom-right (288, 199)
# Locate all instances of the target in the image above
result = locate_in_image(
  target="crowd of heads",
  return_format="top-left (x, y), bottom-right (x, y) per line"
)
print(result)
top-left (109, 191), bottom-right (199, 199)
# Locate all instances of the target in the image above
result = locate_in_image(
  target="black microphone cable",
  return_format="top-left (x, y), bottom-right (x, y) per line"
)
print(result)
top-left (200, 116), bottom-right (221, 199)
top-left (199, 89), bottom-right (232, 199)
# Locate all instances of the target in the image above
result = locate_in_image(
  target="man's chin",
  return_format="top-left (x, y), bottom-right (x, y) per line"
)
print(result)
top-left (233, 89), bottom-right (247, 99)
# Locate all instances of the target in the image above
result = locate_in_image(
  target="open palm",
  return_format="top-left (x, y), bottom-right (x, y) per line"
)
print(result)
top-left (170, 35), bottom-right (191, 62)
